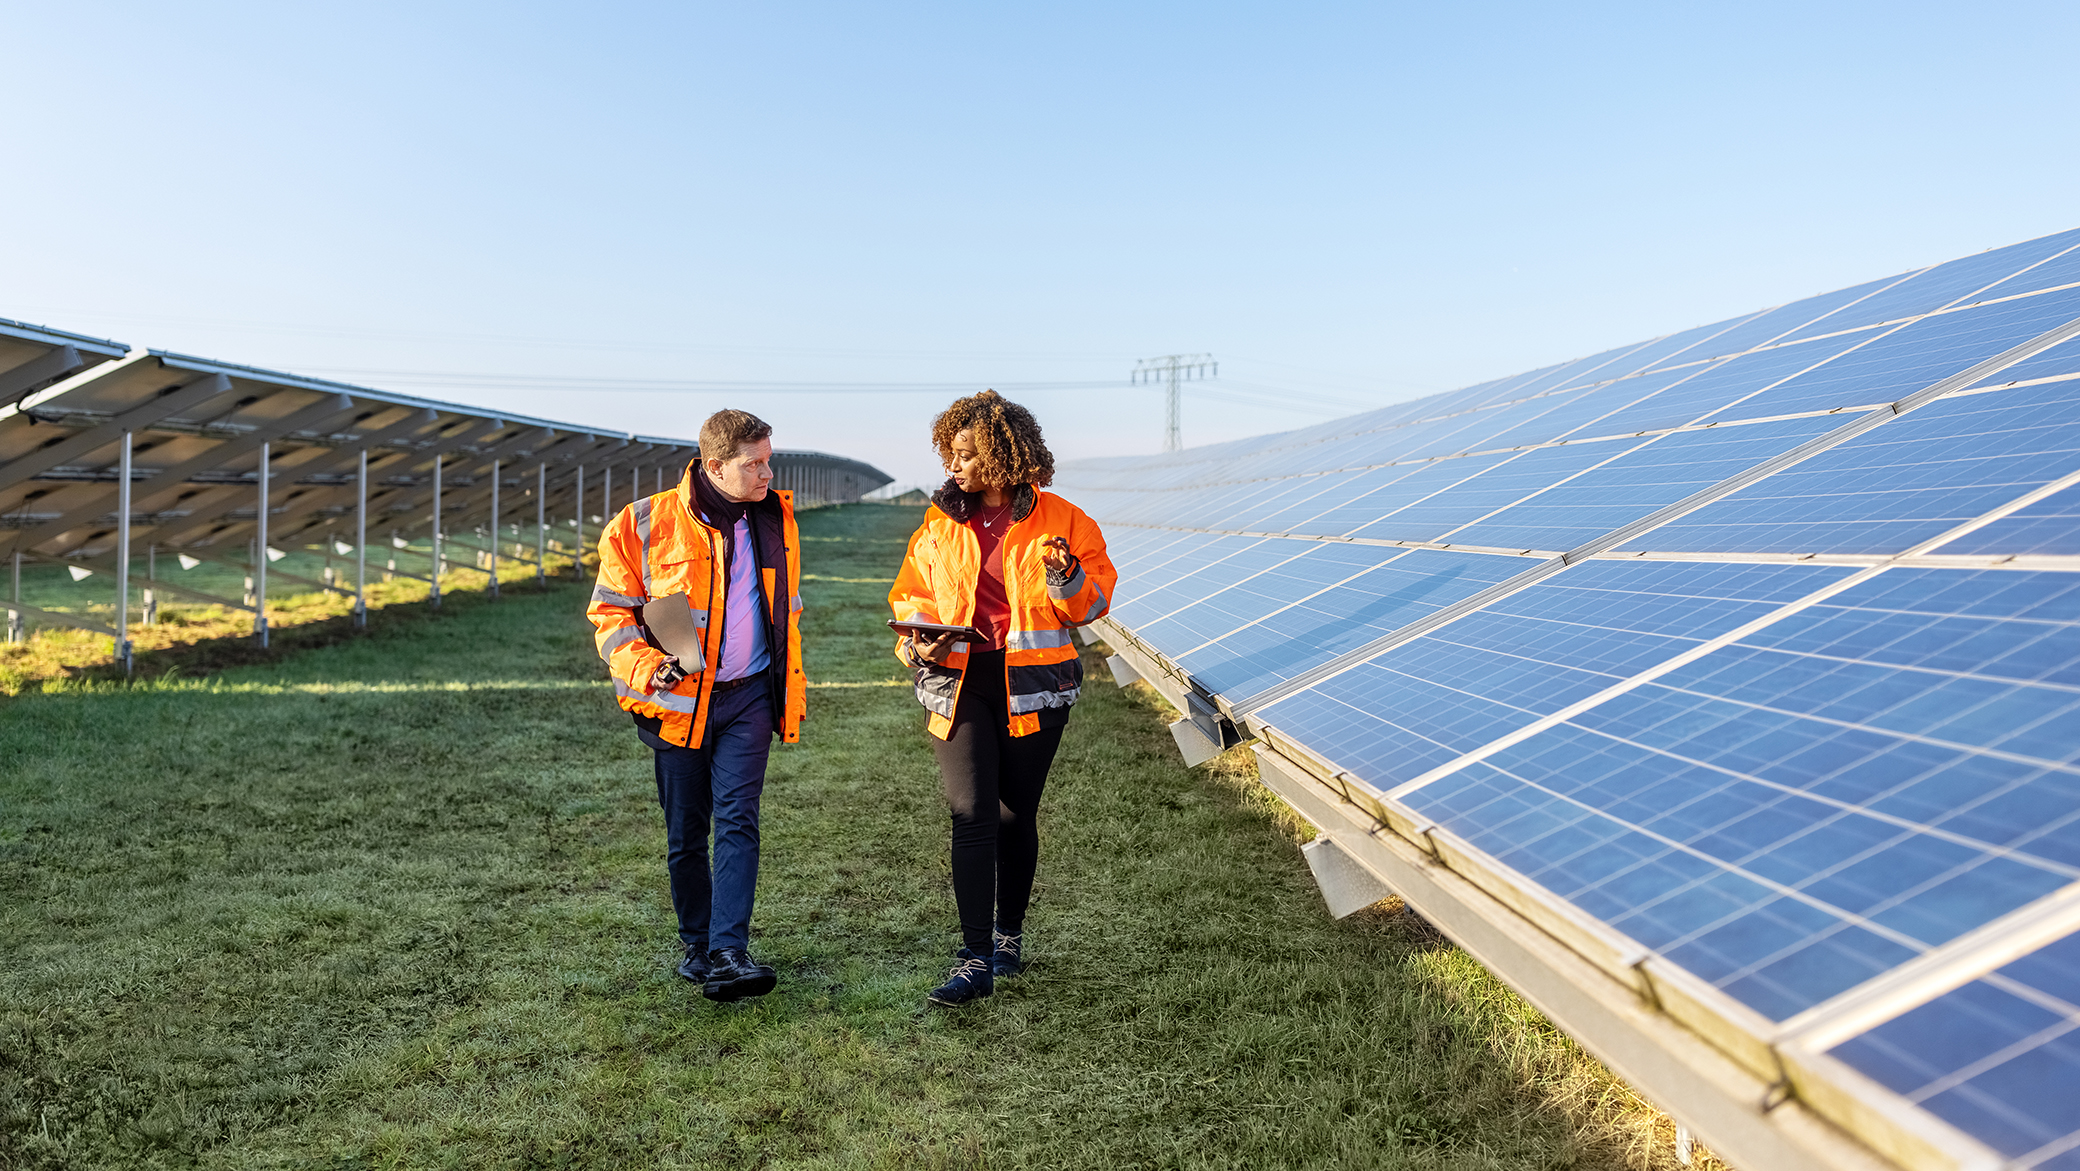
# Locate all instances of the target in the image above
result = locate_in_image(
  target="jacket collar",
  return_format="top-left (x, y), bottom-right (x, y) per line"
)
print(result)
top-left (930, 479), bottom-right (1037, 524)
top-left (678, 461), bottom-right (787, 531)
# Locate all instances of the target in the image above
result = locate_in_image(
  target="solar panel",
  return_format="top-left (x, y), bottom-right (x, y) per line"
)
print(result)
top-left (0, 316), bottom-right (128, 408)
top-left (2, 340), bottom-right (890, 647)
top-left (1056, 227), bottom-right (2080, 1171)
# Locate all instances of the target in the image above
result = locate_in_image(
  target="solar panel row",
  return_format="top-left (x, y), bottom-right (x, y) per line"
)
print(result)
top-left (2, 339), bottom-right (891, 646)
top-left (1057, 227), bottom-right (2080, 1170)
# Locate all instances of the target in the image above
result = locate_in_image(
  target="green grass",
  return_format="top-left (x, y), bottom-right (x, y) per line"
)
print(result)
top-left (1, 504), bottom-right (1710, 1170)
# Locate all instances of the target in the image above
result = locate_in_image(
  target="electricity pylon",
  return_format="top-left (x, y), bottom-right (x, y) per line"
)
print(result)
top-left (1131, 353), bottom-right (1217, 452)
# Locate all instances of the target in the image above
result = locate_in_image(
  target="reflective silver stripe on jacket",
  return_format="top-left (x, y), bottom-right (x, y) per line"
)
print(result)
top-left (597, 625), bottom-right (645, 660)
top-left (1046, 563), bottom-right (1086, 601)
top-left (791, 594), bottom-right (803, 613)
top-left (1004, 627), bottom-right (1074, 651)
top-left (614, 676), bottom-right (701, 714)
top-left (1079, 584), bottom-right (1108, 624)
top-left (631, 496), bottom-right (654, 593)
top-left (1009, 686), bottom-right (1081, 714)
top-left (592, 585), bottom-right (645, 608)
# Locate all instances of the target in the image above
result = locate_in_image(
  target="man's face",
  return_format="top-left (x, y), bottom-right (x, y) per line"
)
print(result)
top-left (706, 437), bottom-right (773, 503)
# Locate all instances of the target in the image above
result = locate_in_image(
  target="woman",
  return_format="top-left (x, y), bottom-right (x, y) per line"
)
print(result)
top-left (888, 390), bottom-right (1118, 1007)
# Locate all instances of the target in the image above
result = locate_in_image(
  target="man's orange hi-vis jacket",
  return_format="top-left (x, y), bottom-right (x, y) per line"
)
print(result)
top-left (587, 467), bottom-right (806, 748)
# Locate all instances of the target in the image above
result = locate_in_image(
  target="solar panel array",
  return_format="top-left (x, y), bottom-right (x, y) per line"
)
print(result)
top-left (1056, 228), bottom-right (2080, 1171)
top-left (2, 339), bottom-right (890, 641)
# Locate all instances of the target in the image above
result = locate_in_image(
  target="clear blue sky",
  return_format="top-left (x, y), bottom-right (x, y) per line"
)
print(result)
top-left (6, 1), bottom-right (2078, 491)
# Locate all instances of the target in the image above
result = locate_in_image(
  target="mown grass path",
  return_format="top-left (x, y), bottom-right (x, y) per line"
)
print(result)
top-left (2, 504), bottom-right (1701, 1169)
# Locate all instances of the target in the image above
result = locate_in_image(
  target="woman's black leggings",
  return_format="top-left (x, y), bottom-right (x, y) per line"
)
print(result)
top-left (932, 649), bottom-right (1064, 955)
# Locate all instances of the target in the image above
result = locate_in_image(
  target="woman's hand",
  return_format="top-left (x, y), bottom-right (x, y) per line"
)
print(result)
top-left (1039, 534), bottom-right (1073, 573)
top-left (911, 631), bottom-right (956, 665)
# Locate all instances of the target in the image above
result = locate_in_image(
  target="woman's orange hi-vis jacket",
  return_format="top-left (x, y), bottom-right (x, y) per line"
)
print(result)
top-left (888, 483), bottom-right (1117, 740)
top-left (586, 467), bottom-right (807, 748)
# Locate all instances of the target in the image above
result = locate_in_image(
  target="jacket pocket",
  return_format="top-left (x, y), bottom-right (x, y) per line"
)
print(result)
top-left (1007, 658), bottom-right (1082, 714)
top-left (914, 663), bottom-right (960, 718)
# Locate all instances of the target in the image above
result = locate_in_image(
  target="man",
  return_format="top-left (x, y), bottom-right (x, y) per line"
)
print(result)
top-left (587, 410), bottom-right (807, 1001)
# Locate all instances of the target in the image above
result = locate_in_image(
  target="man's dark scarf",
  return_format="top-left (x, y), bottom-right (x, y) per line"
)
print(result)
top-left (693, 463), bottom-right (757, 568)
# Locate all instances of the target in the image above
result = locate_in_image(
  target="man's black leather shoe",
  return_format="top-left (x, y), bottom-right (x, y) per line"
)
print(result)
top-left (676, 945), bottom-right (708, 984)
top-left (702, 947), bottom-right (777, 1002)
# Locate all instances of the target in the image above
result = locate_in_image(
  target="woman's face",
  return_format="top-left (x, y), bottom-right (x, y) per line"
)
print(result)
top-left (946, 428), bottom-right (997, 493)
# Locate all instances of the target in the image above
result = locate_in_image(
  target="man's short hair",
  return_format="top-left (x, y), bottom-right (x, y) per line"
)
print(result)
top-left (700, 409), bottom-right (773, 463)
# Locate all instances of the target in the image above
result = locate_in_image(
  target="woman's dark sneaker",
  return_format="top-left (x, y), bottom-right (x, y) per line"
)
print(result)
top-left (991, 929), bottom-right (1024, 979)
top-left (927, 948), bottom-right (994, 1007)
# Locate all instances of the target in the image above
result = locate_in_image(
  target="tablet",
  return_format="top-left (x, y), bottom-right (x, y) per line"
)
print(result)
top-left (887, 618), bottom-right (984, 643)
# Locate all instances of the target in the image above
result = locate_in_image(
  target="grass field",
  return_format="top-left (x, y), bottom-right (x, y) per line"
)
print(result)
top-left (1, 503), bottom-right (1716, 1169)
top-left (0, 536), bottom-right (584, 697)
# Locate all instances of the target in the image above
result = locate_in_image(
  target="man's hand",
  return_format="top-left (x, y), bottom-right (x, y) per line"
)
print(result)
top-left (1039, 534), bottom-right (1073, 573)
top-left (911, 631), bottom-right (957, 665)
top-left (650, 655), bottom-right (687, 693)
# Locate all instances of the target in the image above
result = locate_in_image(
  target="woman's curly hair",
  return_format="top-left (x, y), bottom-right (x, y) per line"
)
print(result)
top-left (931, 390), bottom-right (1054, 488)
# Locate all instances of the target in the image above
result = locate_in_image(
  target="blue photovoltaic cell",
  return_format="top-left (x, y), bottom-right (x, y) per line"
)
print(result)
top-left (1830, 930), bottom-right (2080, 1164)
top-left (1673, 273), bottom-right (1920, 364)
top-left (1406, 755), bottom-right (1932, 1018)
top-left (1251, 560), bottom-right (1854, 790)
top-left (1176, 548), bottom-right (1522, 700)
top-left (1584, 333), bottom-right (1880, 437)
top-left (1943, 484), bottom-right (2080, 557)
top-left (1707, 286), bottom-right (2080, 422)
top-left (1625, 311), bottom-right (1774, 374)
top-left (1102, 535), bottom-right (1268, 630)
top-left (1523, 340), bottom-right (1662, 396)
top-left (1242, 468), bottom-right (1390, 534)
top-left (1116, 540), bottom-right (1333, 659)
top-left (1969, 231), bottom-right (2080, 302)
top-left (1473, 366), bottom-right (1698, 451)
top-left (1170, 478), bottom-right (1305, 530)
top-left (1772, 230), bottom-right (2080, 345)
top-left (1631, 380), bottom-right (2080, 555)
top-left (1965, 335), bottom-right (2080, 389)
top-left (1346, 441), bottom-right (1642, 547)
top-left (1221, 468), bottom-right (1374, 533)
top-left (1637, 568), bottom-right (2080, 771)
top-left (1271, 462), bottom-right (1438, 538)
top-left (1132, 542), bottom-right (1413, 659)
top-left (1310, 450), bottom-right (1522, 538)
top-left (1485, 737), bottom-right (2069, 1017)
top-left (1447, 414), bottom-right (1845, 553)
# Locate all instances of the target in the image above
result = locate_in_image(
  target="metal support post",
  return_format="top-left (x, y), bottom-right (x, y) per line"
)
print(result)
top-left (116, 430), bottom-right (134, 674)
top-left (144, 543), bottom-right (157, 625)
top-left (254, 441), bottom-right (269, 647)
top-left (576, 465), bottom-right (586, 570)
top-left (430, 454), bottom-right (442, 608)
top-left (489, 459), bottom-right (501, 598)
top-left (536, 464), bottom-right (546, 585)
top-left (355, 449), bottom-right (368, 626)
top-left (7, 551), bottom-right (21, 643)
